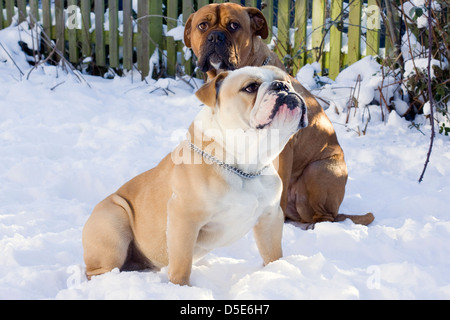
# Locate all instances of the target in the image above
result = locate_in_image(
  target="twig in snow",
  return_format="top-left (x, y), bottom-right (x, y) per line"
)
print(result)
top-left (0, 42), bottom-right (24, 76)
top-left (27, 42), bottom-right (58, 80)
top-left (26, 15), bottom-right (92, 88)
top-left (418, 0), bottom-right (436, 183)
top-left (50, 80), bottom-right (66, 91)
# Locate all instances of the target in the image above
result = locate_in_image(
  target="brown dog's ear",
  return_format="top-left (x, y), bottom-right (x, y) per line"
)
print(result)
top-left (246, 8), bottom-right (269, 39)
top-left (184, 13), bottom-right (195, 48)
top-left (195, 72), bottom-right (229, 107)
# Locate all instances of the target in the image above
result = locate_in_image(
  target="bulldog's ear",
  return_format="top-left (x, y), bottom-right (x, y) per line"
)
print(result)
top-left (246, 8), bottom-right (269, 39)
top-left (184, 13), bottom-right (195, 48)
top-left (195, 72), bottom-right (229, 107)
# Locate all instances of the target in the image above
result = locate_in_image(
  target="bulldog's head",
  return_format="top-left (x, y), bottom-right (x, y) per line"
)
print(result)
top-left (184, 3), bottom-right (268, 74)
top-left (195, 66), bottom-right (308, 144)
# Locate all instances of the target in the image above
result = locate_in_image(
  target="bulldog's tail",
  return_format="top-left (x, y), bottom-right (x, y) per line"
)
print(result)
top-left (335, 212), bottom-right (375, 226)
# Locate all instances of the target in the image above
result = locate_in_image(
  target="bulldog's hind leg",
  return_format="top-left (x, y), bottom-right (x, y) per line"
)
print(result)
top-left (289, 156), bottom-right (347, 225)
top-left (82, 195), bottom-right (134, 279)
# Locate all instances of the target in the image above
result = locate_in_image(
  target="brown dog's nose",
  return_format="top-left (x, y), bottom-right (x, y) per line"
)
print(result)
top-left (208, 31), bottom-right (226, 43)
top-left (270, 81), bottom-right (289, 92)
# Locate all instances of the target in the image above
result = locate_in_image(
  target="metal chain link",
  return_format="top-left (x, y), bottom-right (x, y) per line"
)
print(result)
top-left (188, 141), bottom-right (270, 180)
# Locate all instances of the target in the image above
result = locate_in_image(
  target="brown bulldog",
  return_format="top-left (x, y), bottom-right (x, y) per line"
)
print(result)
top-left (184, 3), bottom-right (374, 227)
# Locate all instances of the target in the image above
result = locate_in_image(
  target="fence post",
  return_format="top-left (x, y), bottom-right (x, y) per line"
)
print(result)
top-left (137, 1), bottom-right (150, 79)
top-left (329, 0), bottom-right (343, 79)
top-left (183, 0), bottom-right (194, 76)
top-left (0, 1), bottom-right (3, 29)
top-left (122, 0), bottom-right (133, 71)
top-left (347, 0), bottom-right (362, 66)
top-left (55, 0), bottom-right (65, 61)
top-left (275, 0), bottom-right (290, 67)
top-left (80, 0), bottom-right (91, 57)
top-left (166, 0), bottom-right (177, 77)
top-left (17, 0), bottom-right (26, 24)
top-left (293, 0), bottom-right (307, 75)
top-left (95, 0), bottom-right (106, 66)
top-left (149, 0), bottom-right (163, 75)
top-left (261, 0), bottom-right (274, 45)
top-left (366, 0), bottom-right (380, 57)
top-left (311, 0), bottom-right (325, 74)
top-left (29, 0), bottom-right (40, 27)
top-left (5, 0), bottom-right (13, 27)
top-left (109, 0), bottom-right (119, 68)
top-left (41, 0), bottom-right (52, 55)
top-left (68, 0), bottom-right (79, 64)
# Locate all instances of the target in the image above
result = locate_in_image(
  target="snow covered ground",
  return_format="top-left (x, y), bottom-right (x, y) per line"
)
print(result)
top-left (1, 25), bottom-right (449, 300)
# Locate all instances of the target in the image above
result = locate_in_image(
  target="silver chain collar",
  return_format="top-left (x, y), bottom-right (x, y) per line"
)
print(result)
top-left (262, 56), bottom-right (271, 66)
top-left (188, 141), bottom-right (270, 180)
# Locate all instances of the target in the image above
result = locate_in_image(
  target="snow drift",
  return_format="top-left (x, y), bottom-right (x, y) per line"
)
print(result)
top-left (0, 24), bottom-right (449, 300)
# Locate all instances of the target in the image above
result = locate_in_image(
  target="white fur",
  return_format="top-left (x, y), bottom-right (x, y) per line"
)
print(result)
top-left (193, 166), bottom-right (281, 261)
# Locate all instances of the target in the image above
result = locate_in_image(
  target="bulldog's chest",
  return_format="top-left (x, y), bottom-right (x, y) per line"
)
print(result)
top-left (193, 171), bottom-right (281, 258)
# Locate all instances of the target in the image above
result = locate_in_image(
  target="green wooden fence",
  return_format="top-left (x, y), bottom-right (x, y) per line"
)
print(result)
top-left (0, 0), bottom-right (385, 80)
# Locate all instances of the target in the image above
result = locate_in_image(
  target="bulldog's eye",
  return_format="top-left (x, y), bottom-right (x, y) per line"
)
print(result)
top-left (229, 22), bottom-right (240, 31)
top-left (198, 22), bottom-right (209, 31)
top-left (243, 82), bottom-right (260, 94)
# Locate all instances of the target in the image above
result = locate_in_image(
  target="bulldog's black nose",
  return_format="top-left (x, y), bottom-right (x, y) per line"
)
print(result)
top-left (208, 31), bottom-right (226, 44)
top-left (270, 81), bottom-right (290, 92)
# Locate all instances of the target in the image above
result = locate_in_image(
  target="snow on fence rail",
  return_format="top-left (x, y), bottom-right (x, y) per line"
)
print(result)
top-left (0, 0), bottom-right (384, 80)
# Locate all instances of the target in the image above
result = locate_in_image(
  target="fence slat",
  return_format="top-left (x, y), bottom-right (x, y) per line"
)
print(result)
top-left (329, 0), bottom-right (343, 79)
top-left (29, 0), bottom-right (39, 27)
top-left (109, 0), bottom-right (119, 68)
top-left (80, 0), bottom-right (91, 57)
top-left (68, 0), bottom-right (79, 63)
top-left (94, 0), bottom-right (106, 66)
top-left (0, 1), bottom-right (4, 29)
top-left (137, 1), bottom-right (149, 78)
top-left (275, 0), bottom-right (289, 65)
top-left (55, 0), bottom-right (65, 61)
top-left (17, 0), bottom-right (26, 24)
top-left (347, 0), bottom-right (362, 66)
top-left (293, 0), bottom-right (307, 75)
top-left (366, 0), bottom-right (380, 57)
top-left (149, 0), bottom-right (163, 76)
top-left (311, 0), bottom-right (325, 74)
top-left (6, 0), bottom-right (14, 26)
top-left (166, 0), bottom-right (178, 77)
top-left (40, 0), bottom-right (52, 55)
top-left (122, 0), bottom-right (133, 70)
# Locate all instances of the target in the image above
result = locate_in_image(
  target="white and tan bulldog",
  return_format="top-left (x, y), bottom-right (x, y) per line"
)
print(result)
top-left (82, 66), bottom-right (307, 285)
